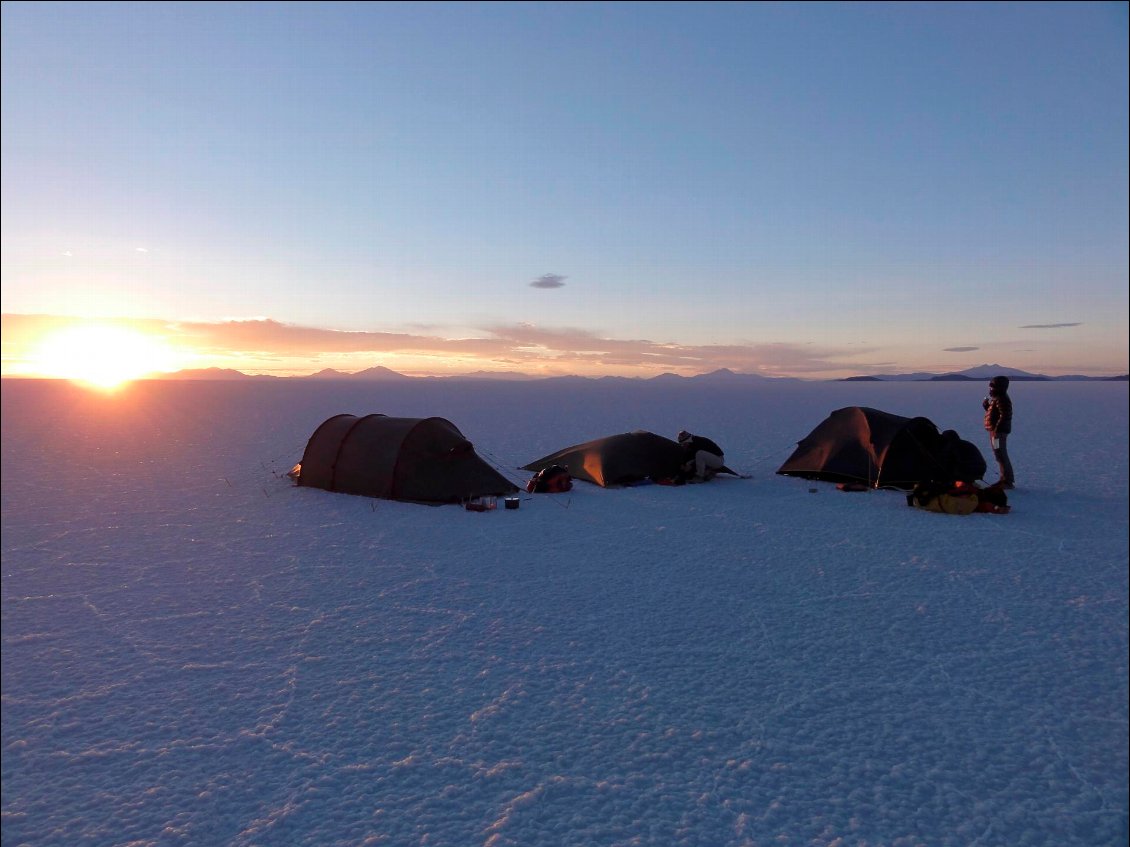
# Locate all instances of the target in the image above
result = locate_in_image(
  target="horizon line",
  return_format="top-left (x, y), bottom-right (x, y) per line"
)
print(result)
top-left (3, 365), bottom-right (1127, 384)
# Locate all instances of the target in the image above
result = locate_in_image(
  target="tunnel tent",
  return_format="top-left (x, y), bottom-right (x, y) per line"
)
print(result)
top-left (776, 406), bottom-right (986, 490)
top-left (297, 413), bottom-right (518, 504)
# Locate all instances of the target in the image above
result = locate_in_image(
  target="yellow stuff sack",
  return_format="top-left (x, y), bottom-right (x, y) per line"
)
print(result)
top-left (909, 481), bottom-right (980, 515)
top-left (919, 492), bottom-right (979, 515)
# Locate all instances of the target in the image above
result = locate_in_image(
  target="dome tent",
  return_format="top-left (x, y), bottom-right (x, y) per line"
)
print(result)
top-left (522, 430), bottom-right (687, 488)
top-left (298, 414), bottom-right (517, 504)
top-left (776, 406), bottom-right (986, 490)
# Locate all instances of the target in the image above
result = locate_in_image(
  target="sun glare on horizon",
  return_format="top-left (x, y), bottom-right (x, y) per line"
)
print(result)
top-left (28, 325), bottom-right (183, 389)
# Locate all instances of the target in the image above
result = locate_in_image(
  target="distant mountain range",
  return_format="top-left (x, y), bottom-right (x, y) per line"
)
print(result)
top-left (152, 364), bottom-right (1127, 383)
top-left (155, 366), bottom-right (790, 383)
top-left (840, 364), bottom-right (1127, 382)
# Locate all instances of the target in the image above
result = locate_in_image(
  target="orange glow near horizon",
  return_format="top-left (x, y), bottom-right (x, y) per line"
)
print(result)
top-left (26, 325), bottom-right (186, 389)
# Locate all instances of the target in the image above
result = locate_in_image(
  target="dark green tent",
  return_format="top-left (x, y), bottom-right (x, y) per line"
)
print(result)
top-left (776, 406), bottom-right (986, 489)
top-left (298, 414), bottom-right (517, 504)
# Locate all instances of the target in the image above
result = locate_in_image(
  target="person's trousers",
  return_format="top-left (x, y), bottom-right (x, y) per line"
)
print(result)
top-left (991, 433), bottom-right (1014, 485)
top-left (694, 450), bottom-right (725, 480)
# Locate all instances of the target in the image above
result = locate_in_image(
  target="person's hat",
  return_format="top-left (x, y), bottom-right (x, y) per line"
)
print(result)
top-left (989, 375), bottom-right (1010, 391)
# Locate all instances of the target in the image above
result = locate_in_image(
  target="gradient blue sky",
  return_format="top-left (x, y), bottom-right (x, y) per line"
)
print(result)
top-left (2, 1), bottom-right (1127, 379)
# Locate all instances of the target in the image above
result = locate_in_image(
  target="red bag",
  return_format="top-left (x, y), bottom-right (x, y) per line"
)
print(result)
top-left (527, 465), bottom-right (572, 493)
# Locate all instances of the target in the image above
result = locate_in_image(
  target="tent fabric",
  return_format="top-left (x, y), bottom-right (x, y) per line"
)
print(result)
top-left (298, 413), bottom-right (517, 504)
top-left (776, 406), bottom-right (986, 490)
top-left (522, 430), bottom-right (687, 488)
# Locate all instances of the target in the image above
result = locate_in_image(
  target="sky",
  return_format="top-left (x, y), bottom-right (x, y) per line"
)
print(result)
top-left (2, 1), bottom-right (1128, 380)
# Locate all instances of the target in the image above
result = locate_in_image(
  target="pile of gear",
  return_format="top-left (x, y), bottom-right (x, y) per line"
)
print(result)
top-left (906, 479), bottom-right (1011, 515)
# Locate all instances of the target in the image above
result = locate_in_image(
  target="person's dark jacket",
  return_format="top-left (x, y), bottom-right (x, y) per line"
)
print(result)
top-left (682, 435), bottom-right (723, 460)
top-left (983, 391), bottom-right (1012, 434)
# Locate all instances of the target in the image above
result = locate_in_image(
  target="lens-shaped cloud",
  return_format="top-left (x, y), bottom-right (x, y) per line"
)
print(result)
top-left (530, 273), bottom-right (566, 289)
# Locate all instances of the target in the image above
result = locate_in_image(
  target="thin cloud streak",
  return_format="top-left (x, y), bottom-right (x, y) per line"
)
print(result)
top-left (14, 314), bottom-right (1122, 378)
top-left (1019, 323), bottom-right (1081, 329)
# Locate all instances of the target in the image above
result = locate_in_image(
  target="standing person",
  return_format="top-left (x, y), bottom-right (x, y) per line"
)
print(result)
top-left (982, 375), bottom-right (1015, 489)
top-left (677, 430), bottom-right (725, 483)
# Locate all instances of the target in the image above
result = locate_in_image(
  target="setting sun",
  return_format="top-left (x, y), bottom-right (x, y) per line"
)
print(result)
top-left (28, 324), bottom-right (184, 388)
